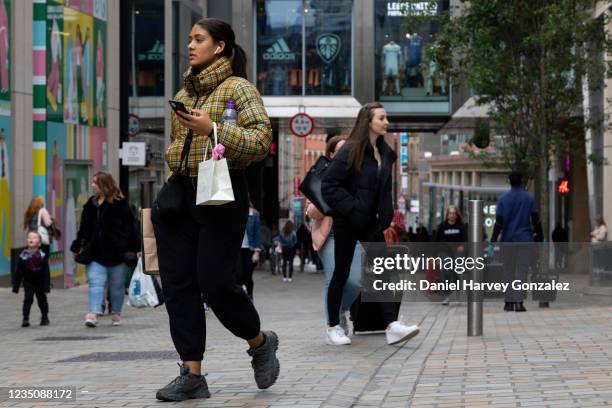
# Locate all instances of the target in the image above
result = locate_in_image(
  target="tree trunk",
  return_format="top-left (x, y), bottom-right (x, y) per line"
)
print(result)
top-left (539, 138), bottom-right (549, 241)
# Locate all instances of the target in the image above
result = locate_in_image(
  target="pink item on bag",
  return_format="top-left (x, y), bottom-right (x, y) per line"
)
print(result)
top-left (212, 144), bottom-right (225, 160)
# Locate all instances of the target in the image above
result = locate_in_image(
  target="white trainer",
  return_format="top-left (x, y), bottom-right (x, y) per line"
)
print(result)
top-left (386, 322), bottom-right (420, 345)
top-left (326, 325), bottom-right (351, 346)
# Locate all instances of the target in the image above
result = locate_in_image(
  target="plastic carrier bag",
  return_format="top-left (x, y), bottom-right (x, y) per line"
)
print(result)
top-left (128, 258), bottom-right (159, 308)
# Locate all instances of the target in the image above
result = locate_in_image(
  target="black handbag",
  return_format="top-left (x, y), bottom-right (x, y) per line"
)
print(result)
top-left (75, 240), bottom-right (93, 265)
top-left (299, 155), bottom-right (336, 216)
top-left (154, 130), bottom-right (193, 218)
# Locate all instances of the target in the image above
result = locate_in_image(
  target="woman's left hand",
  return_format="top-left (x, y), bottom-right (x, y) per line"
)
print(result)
top-left (175, 108), bottom-right (214, 136)
top-left (251, 251), bottom-right (260, 264)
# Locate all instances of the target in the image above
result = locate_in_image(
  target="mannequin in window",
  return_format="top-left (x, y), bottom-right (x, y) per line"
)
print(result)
top-left (382, 40), bottom-right (402, 96)
top-left (404, 33), bottom-right (423, 88)
top-left (268, 65), bottom-right (287, 95)
top-left (425, 60), bottom-right (436, 96)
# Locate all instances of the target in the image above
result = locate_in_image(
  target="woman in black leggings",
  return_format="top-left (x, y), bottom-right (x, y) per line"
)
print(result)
top-left (321, 102), bottom-right (420, 346)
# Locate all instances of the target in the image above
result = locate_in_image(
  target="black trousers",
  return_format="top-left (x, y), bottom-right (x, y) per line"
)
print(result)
top-left (23, 284), bottom-right (48, 320)
top-left (327, 221), bottom-right (400, 327)
top-left (238, 248), bottom-right (256, 297)
top-left (152, 171), bottom-right (261, 362)
top-left (282, 248), bottom-right (295, 278)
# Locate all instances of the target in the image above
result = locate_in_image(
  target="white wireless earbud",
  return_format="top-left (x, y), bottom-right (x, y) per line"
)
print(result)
top-left (214, 46), bottom-right (221, 55)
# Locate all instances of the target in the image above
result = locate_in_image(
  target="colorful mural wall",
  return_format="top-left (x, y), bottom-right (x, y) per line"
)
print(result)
top-left (0, 0), bottom-right (9, 277)
top-left (33, 0), bottom-right (108, 285)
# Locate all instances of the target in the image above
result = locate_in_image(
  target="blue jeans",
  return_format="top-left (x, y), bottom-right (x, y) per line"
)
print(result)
top-left (319, 235), bottom-right (362, 323)
top-left (87, 261), bottom-right (127, 314)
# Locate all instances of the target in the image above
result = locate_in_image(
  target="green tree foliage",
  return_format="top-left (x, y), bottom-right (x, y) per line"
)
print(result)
top-left (407, 0), bottom-right (612, 235)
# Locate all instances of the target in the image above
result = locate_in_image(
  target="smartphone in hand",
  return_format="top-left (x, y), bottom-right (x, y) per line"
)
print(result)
top-left (168, 100), bottom-right (190, 114)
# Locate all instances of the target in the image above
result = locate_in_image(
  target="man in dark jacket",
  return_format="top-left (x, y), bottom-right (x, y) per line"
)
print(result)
top-left (489, 171), bottom-right (543, 312)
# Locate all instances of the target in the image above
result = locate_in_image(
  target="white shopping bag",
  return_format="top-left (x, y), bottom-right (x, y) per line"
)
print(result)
top-left (196, 122), bottom-right (235, 205)
top-left (128, 258), bottom-right (159, 308)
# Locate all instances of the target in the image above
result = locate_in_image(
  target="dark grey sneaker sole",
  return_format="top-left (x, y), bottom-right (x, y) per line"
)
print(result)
top-left (257, 331), bottom-right (280, 390)
top-left (155, 386), bottom-right (211, 402)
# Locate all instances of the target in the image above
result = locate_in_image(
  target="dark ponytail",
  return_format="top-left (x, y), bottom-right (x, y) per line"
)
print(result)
top-left (195, 18), bottom-right (248, 80)
top-left (231, 44), bottom-right (248, 79)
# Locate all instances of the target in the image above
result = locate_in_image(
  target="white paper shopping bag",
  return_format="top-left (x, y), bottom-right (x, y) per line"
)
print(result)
top-left (196, 122), bottom-right (235, 205)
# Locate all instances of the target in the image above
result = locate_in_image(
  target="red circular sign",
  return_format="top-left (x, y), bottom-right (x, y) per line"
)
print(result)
top-left (289, 113), bottom-right (315, 137)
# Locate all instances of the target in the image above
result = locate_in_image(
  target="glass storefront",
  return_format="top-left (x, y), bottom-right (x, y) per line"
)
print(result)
top-left (129, 0), bottom-right (164, 97)
top-left (256, 0), bottom-right (352, 96)
top-left (375, 0), bottom-right (449, 106)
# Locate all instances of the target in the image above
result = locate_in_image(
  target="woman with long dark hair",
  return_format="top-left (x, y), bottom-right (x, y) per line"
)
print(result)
top-left (322, 102), bottom-right (419, 346)
top-left (151, 18), bottom-right (279, 402)
top-left (308, 135), bottom-right (362, 336)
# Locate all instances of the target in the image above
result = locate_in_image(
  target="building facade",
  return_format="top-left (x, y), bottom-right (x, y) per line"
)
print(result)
top-left (2, 0), bottom-right (120, 284)
top-left (2, 0), bottom-right (453, 283)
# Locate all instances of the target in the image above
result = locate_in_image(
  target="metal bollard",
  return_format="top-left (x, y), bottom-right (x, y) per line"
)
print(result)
top-left (467, 200), bottom-right (483, 336)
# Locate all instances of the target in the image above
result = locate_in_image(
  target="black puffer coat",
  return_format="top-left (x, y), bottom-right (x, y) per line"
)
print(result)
top-left (321, 136), bottom-right (396, 237)
top-left (70, 197), bottom-right (140, 267)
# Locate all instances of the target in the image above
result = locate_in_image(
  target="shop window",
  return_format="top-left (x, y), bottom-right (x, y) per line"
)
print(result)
top-left (129, 0), bottom-right (165, 97)
top-left (375, 0), bottom-right (449, 103)
top-left (256, 0), bottom-right (352, 96)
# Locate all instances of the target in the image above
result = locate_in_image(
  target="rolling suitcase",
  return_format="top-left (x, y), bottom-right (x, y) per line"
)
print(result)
top-left (349, 294), bottom-right (401, 334)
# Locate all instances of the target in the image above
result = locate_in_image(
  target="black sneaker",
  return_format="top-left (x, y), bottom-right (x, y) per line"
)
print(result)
top-left (155, 363), bottom-right (211, 402)
top-left (40, 317), bottom-right (50, 326)
top-left (21, 319), bottom-right (30, 328)
top-left (504, 302), bottom-right (514, 312)
top-left (515, 303), bottom-right (527, 312)
top-left (247, 330), bottom-right (280, 389)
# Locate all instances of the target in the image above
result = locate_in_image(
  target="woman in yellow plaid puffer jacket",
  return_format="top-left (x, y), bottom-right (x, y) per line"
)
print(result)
top-left (152, 18), bottom-right (279, 402)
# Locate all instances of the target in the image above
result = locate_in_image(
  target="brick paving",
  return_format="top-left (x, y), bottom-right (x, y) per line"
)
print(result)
top-left (1, 266), bottom-right (612, 407)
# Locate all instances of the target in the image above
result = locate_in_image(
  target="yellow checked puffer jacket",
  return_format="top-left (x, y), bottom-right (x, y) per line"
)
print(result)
top-left (166, 56), bottom-right (272, 174)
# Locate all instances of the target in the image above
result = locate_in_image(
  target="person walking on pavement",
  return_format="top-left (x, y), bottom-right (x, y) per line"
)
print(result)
top-left (551, 222), bottom-right (568, 269)
top-left (12, 231), bottom-right (51, 327)
top-left (435, 205), bottom-right (467, 305)
top-left (151, 18), bottom-right (279, 402)
top-left (297, 221), bottom-right (312, 272)
top-left (488, 171), bottom-right (543, 312)
top-left (237, 201), bottom-right (262, 300)
top-left (321, 102), bottom-right (419, 346)
top-left (279, 221), bottom-right (297, 282)
top-left (70, 172), bottom-right (140, 327)
top-left (308, 136), bottom-right (362, 336)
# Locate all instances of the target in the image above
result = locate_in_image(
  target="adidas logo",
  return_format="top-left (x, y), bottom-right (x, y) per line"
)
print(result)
top-left (263, 38), bottom-right (296, 61)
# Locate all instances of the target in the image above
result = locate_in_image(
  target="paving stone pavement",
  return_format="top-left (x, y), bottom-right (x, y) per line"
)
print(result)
top-left (1, 267), bottom-right (612, 407)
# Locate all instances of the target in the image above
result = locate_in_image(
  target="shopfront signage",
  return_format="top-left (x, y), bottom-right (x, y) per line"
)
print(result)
top-left (121, 142), bottom-right (146, 166)
top-left (263, 38), bottom-right (296, 61)
top-left (139, 40), bottom-right (164, 61)
top-left (387, 1), bottom-right (436, 17)
top-left (317, 34), bottom-right (341, 64)
top-left (401, 146), bottom-right (408, 165)
top-left (410, 199), bottom-right (419, 213)
top-left (289, 113), bottom-right (315, 137)
top-left (483, 204), bottom-right (496, 227)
